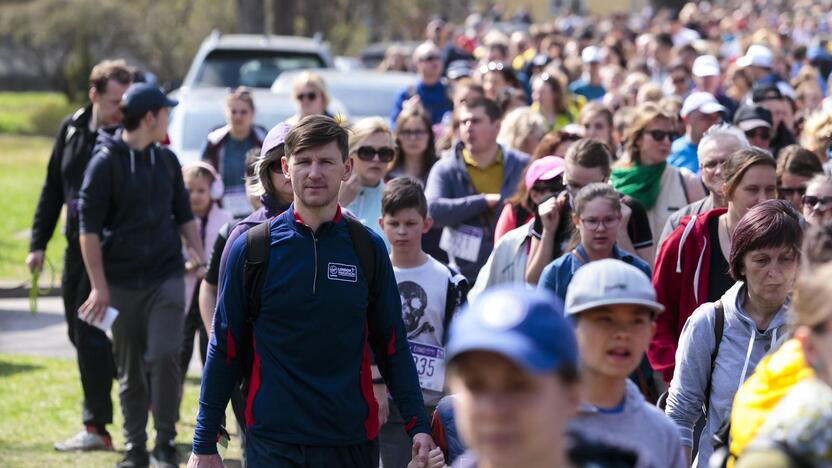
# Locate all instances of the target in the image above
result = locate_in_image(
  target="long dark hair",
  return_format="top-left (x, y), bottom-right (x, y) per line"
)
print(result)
top-left (391, 107), bottom-right (438, 181)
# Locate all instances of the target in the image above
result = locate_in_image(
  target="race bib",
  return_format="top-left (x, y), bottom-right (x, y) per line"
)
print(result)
top-left (439, 225), bottom-right (483, 263)
top-left (223, 186), bottom-right (252, 218)
top-left (409, 341), bottom-right (445, 392)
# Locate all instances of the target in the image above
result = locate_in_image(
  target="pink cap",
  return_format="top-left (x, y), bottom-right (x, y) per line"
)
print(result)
top-left (525, 156), bottom-right (566, 190)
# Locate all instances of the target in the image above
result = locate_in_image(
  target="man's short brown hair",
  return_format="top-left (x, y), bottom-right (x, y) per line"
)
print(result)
top-left (88, 59), bottom-right (132, 94)
top-left (284, 115), bottom-right (350, 161)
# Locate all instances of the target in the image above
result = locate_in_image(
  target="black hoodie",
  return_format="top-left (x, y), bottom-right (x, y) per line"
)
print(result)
top-left (79, 127), bottom-right (193, 289)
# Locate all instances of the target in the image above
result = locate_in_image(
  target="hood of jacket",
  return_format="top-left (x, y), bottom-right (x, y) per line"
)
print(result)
top-left (729, 338), bottom-right (813, 460)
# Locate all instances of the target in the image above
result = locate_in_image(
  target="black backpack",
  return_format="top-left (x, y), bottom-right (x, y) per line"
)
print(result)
top-left (236, 215), bottom-right (377, 394)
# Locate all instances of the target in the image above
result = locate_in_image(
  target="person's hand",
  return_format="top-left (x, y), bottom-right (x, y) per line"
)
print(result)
top-left (339, 172), bottom-right (363, 206)
top-left (26, 250), bottom-right (44, 273)
top-left (484, 193), bottom-right (501, 209)
top-left (187, 453), bottom-right (225, 468)
top-left (426, 446), bottom-right (446, 468)
top-left (373, 383), bottom-right (390, 426)
top-left (403, 94), bottom-right (423, 112)
top-left (538, 193), bottom-right (566, 233)
top-left (410, 433), bottom-right (437, 468)
top-left (79, 286), bottom-right (109, 324)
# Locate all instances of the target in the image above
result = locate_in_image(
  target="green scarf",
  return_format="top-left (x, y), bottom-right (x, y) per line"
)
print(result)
top-left (610, 162), bottom-right (666, 211)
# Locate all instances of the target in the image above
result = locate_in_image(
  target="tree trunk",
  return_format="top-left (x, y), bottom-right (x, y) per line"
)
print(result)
top-left (236, 0), bottom-right (265, 33)
top-left (271, 0), bottom-right (295, 35)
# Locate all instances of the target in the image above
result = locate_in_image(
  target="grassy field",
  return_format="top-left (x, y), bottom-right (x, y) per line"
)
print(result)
top-left (0, 354), bottom-right (243, 467)
top-left (0, 92), bottom-right (76, 136)
top-left (0, 134), bottom-right (66, 283)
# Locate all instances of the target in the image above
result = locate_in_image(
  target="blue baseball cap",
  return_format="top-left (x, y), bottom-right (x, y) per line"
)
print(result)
top-left (446, 286), bottom-right (578, 373)
top-left (120, 83), bottom-right (178, 119)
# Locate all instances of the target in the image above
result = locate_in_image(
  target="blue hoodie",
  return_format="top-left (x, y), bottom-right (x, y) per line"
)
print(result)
top-left (78, 127), bottom-right (193, 289)
top-left (193, 205), bottom-right (430, 455)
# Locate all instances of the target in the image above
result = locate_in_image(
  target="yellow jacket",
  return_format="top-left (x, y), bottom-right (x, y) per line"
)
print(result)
top-left (728, 338), bottom-right (814, 466)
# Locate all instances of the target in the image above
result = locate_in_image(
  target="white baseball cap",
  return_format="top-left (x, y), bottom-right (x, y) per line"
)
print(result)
top-left (736, 44), bottom-right (773, 69)
top-left (692, 55), bottom-right (721, 77)
top-left (681, 92), bottom-right (727, 118)
top-left (581, 46), bottom-right (602, 63)
top-left (565, 259), bottom-right (664, 316)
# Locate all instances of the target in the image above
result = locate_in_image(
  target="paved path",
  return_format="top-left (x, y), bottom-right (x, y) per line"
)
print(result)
top-left (0, 297), bottom-right (204, 375)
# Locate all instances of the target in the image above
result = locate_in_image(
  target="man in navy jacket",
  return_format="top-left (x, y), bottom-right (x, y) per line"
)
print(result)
top-left (189, 115), bottom-right (433, 467)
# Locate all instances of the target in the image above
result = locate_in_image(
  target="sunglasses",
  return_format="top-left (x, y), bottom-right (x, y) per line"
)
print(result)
top-left (671, 76), bottom-right (687, 85)
top-left (802, 195), bottom-right (832, 209)
top-left (355, 146), bottom-right (395, 162)
top-left (646, 129), bottom-right (679, 142)
top-left (296, 92), bottom-right (318, 101)
top-left (745, 127), bottom-right (771, 140)
top-left (419, 54), bottom-right (442, 63)
top-left (400, 129), bottom-right (428, 139)
top-left (778, 186), bottom-right (806, 197)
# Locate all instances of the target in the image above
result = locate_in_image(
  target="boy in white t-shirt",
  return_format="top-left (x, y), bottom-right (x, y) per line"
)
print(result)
top-left (376, 176), bottom-right (468, 468)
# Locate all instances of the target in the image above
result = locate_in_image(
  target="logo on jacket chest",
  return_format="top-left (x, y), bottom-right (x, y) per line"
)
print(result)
top-left (327, 263), bottom-right (358, 282)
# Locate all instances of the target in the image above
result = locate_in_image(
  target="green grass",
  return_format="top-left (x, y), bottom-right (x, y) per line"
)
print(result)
top-left (0, 92), bottom-right (77, 136)
top-left (0, 354), bottom-right (243, 467)
top-left (0, 134), bottom-right (66, 283)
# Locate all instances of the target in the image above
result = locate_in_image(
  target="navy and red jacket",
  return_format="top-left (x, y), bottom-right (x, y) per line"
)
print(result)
top-left (193, 205), bottom-right (431, 454)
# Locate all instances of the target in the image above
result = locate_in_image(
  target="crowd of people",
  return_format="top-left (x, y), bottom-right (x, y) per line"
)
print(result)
top-left (24, 1), bottom-right (832, 467)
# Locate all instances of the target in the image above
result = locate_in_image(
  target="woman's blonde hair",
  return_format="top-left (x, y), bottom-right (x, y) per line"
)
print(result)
top-left (292, 71), bottom-right (330, 109)
top-left (226, 86), bottom-right (255, 111)
top-left (801, 109), bottom-right (832, 156)
top-left (792, 261), bottom-right (832, 329)
top-left (618, 102), bottom-right (674, 167)
top-left (348, 117), bottom-right (393, 154)
top-left (497, 106), bottom-right (548, 151)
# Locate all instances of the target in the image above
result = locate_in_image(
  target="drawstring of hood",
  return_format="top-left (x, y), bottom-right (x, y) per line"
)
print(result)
top-left (734, 306), bottom-right (781, 394)
top-left (129, 147), bottom-right (156, 175)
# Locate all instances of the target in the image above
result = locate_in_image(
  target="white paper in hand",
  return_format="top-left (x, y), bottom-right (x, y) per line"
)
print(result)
top-left (85, 306), bottom-right (119, 332)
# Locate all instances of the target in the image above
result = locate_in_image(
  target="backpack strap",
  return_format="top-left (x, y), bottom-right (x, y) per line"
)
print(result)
top-left (344, 216), bottom-right (376, 296)
top-left (441, 264), bottom-right (469, 346)
top-left (244, 220), bottom-right (272, 323)
top-left (704, 300), bottom-right (725, 416)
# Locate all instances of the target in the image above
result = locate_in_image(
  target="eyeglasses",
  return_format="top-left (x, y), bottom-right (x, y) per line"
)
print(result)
top-left (296, 92), bottom-right (318, 102)
top-left (778, 186), bottom-right (806, 198)
top-left (580, 216), bottom-right (620, 230)
top-left (355, 146), bottom-right (395, 162)
top-left (744, 127), bottom-right (771, 140)
top-left (645, 130), bottom-right (679, 142)
top-left (419, 54), bottom-right (442, 63)
top-left (400, 129), bottom-right (428, 139)
top-left (701, 159), bottom-right (727, 170)
top-left (802, 195), bottom-right (832, 210)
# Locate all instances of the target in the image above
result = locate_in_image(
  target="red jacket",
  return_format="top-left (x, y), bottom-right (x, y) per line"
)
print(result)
top-left (648, 208), bottom-right (726, 383)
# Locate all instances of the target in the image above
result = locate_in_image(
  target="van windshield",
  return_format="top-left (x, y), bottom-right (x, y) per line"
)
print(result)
top-left (194, 49), bottom-right (325, 88)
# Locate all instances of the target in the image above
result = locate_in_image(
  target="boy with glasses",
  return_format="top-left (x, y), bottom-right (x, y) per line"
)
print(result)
top-left (733, 105), bottom-right (774, 150)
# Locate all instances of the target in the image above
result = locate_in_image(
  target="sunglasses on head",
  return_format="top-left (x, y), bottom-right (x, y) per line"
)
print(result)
top-left (355, 146), bottom-right (395, 162)
top-left (745, 127), bottom-right (771, 140)
top-left (646, 129), bottom-right (679, 142)
top-left (296, 92), bottom-right (318, 101)
top-left (779, 186), bottom-right (806, 197)
top-left (803, 195), bottom-right (832, 209)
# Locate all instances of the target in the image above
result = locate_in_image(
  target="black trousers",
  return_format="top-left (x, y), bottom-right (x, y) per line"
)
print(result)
top-left (179, 284), bottom-right (208, 379)
top-left (62, 242), bottom-right (115, 429)
top-left (246, 436), bottom-right (379, 468)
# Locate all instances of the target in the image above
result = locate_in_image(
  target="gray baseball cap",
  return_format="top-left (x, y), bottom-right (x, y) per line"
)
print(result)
top-left (564, 259), bottom-right (664, 316)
